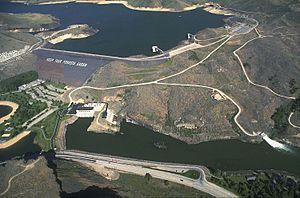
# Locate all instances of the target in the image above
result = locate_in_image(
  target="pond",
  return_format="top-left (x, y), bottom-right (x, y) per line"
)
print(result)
top-left (0, 105), bottom-right (12, 119)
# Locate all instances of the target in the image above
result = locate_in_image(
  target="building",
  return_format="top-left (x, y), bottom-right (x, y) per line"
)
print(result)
top-left (67, 102), bottom-right (106, 118)
top-left (1, 133), bottom-right (11, 138)
top-left (83, 102), bottom-right (105, 111)
top-left (18, 79), bottom-right (45, 91)
top-left (245, 175), bottom-right (256, 182)
top-left (75, 107), bottom-right (95, 117)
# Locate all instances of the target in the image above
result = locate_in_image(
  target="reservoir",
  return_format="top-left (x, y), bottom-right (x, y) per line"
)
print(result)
top-left (0, 105), bottom-right (12, 119)
top-left (0, 2), bottom-right (226, 56)
top-left (66, 118), bottom-right (300, 176)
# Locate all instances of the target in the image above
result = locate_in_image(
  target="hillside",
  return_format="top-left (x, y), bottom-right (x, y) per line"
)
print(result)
top-left (0, 12), bottom-right (59, 32)
top-left (1, 0), bottom-right (300, 13)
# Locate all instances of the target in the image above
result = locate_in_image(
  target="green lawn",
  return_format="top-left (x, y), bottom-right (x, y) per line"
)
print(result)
top-left (0, 92), bottom-right (47, 129)
top-left (180, 170), bottom-right (200, 179)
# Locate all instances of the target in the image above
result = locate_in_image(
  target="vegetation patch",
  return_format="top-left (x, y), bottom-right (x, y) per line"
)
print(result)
top-left (180, 170), bottom-right (200, 179)
top-left (0, 92), bottom-right (47, 136)
top-left (0, 71), bottom-right (38, 94)
top-left (44, 80), bottom-right (66, 90)
top-left (271, 96), bottom-right (300, 135)
top-left (188, 51), bottom-right (199, 61)
top-left (209, 169), bottom-right (300, 198)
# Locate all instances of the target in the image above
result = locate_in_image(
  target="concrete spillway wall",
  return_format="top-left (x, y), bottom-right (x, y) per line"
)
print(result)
top-left (261, 133), bottom-right (290, 152)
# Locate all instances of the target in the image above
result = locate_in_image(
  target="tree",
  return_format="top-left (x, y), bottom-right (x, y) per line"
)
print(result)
top-left (144, 173), bottom-right (152, 182)
top-left (164, 180), bottom-right (169, 186)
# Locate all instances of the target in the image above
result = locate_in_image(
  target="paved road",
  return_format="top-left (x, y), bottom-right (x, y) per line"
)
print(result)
top-left (56, 150), bottom-right (237, 198)
top-left (50, 109), bottom-right (64, 149)
top-left (26, 107), bottom-right (58, 129)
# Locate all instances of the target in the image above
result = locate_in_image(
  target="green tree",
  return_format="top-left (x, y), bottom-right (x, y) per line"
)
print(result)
top-left (144, 173), bottom-right (152, 182)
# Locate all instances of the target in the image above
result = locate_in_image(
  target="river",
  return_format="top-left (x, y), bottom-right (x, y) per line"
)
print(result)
top-left (0, 2), bottom-right (226, 56)
top-left (66, 118), bottom-right (300, 176)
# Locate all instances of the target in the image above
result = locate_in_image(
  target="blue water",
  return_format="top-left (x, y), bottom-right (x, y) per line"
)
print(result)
top-left (0, 2), bottom-right (226, 56)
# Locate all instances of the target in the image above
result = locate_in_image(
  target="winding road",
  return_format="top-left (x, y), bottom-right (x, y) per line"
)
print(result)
top-left (233, 28), bottom-right (295, 100)
top-left (68, 16), bottom-right (297, 137)
top-left (68, 32), bottom-right (256, 136)
top-left (58, 15), bottom-right (300, 197)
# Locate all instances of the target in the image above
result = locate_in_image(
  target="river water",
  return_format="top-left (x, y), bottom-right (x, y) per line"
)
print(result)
top-left (0, 2), bottom-right (226, 56)
top-left (66, 118), bottom-right (300, 176)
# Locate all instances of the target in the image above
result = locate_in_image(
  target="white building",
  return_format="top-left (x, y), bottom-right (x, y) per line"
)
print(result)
top-left (83, 102), bottom-right (105, 111)
top-left (18, 79), bottom-right (45, 91)
top-left (75, 108), bottom-right (95, 117)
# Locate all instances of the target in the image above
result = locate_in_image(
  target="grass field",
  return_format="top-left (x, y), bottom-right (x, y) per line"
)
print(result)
top-left (0, 92), bottom-right (47, 139)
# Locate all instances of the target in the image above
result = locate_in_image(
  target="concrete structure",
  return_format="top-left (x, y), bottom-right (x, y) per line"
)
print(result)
top-left (246, 175), bottom-right (256, 182)
top-left (18, 79), bottom-right (45, 91)
top-left (75, 107), bottom-right (95, 117)
top-left (106, 109), bottom-right (117, 125)
top-left (1, 133), bottom-right (11, 138)
top-left (68, 102), bottom-right (106, 118)
top-left (83, 102), bottom-right (105, 112)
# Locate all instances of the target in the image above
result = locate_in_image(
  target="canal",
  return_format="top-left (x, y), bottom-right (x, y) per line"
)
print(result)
top-left (0, 2), bottom-right (226, 56)
top-left (66, 118), bottom-right (300, 176)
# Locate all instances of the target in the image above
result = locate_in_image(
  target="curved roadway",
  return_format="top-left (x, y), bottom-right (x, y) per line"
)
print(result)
top-left (56, 150), bottom-right (237, 198)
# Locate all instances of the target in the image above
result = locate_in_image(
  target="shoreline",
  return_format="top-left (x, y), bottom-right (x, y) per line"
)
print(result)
top-left (0, 131), bottom-right (31, 149)
top-left (12, 0), bottom-right (234, 15)
top-left (48, 33), bottom-right (92, 44)
top-left (0, 101), bottom-right (19, 124)
top-left (41, 24), bottom-right (98, 44)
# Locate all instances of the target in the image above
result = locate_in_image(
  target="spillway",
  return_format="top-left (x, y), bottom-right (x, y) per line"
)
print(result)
top-left (261, 133), bottom-right (291, 152)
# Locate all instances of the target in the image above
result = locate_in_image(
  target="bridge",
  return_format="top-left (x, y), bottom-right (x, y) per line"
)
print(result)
top-left (56, 150), bottom-right (237, 198)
